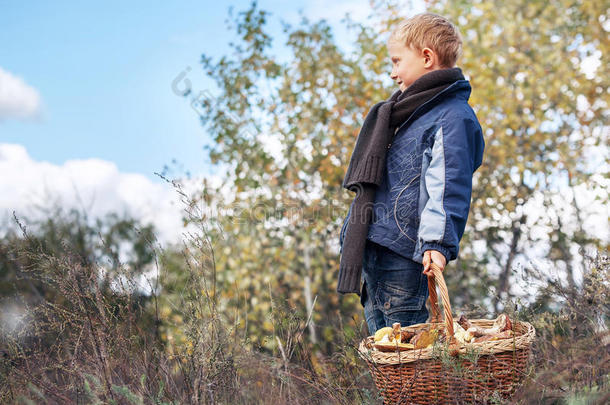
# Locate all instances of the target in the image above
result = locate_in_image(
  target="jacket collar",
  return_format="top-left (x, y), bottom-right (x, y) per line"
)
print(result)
top-left (394, 80), bottom-right (471, 135)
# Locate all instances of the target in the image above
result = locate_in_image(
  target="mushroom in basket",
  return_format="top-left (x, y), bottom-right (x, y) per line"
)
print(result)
top-left (373, 323), bottom-right (415, 351)
top-left (372, 314), bottom-right (516, 351)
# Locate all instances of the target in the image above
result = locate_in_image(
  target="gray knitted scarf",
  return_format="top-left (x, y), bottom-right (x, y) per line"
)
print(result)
top-left (337, 67), bottom-right (465, 295)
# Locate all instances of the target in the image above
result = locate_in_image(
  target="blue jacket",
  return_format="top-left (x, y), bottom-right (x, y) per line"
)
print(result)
top-left (340, 80), bottom-right (484, 264)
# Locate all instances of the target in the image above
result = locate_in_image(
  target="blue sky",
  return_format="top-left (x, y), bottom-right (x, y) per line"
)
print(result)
top-left (0, 0), bottom-right (386, 239)
top-left (1, 0), bottom-right (362, 180)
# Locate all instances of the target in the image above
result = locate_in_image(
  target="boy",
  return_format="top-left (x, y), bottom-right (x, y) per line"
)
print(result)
top-left (337, 13), bottom-right (484, 335)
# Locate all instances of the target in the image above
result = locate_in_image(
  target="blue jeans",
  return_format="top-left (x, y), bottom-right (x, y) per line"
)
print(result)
top-left (360, 240), bottom-right (429, 335)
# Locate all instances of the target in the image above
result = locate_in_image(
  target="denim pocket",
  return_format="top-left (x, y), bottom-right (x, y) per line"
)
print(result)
top-left (374, 274), bottom-right (426, 314)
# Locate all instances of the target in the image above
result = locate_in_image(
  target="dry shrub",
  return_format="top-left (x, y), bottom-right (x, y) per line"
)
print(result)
top-left (0, 212), bottom-right (241, 404)
top-left (511, 254), bottom-right (610, 404)
top-left (3, 203), bottom-right (607, 403)
top-left (0, 203), bottom-right (376, 404)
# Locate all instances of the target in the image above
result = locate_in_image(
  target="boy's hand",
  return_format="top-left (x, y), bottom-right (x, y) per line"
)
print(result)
top-left (422, 250), bottom-right (446, 276)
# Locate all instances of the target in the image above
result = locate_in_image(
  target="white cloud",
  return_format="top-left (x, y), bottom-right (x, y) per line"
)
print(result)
top-left (0, 143), bottom-right (186, 244)
top-left (0, 67), bottom-right (42, 121)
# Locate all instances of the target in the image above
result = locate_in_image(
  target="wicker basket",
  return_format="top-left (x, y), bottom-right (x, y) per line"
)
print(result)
top-left (358, 264), bottom-right (535, 404)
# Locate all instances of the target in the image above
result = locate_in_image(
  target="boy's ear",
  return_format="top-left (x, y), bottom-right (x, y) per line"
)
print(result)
top-left (421, 47), bottom-right (437, 69)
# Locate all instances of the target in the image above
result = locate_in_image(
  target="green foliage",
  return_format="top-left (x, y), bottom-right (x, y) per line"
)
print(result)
top-left (183, 0), bottom-right (387, 353)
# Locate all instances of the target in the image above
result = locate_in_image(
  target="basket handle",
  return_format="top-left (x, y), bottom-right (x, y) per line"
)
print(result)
top-left (426, 263), bottom-right (456, 345)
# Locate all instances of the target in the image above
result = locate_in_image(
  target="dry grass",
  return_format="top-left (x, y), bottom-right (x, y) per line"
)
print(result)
top-left (1, 209), bottom-right (608, 404)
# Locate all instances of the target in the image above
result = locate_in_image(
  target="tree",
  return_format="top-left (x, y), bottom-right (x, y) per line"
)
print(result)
top-left (1, 207), bottom-right (159, 305)
top-left (177, 0), bottom-right (608, 354)
top-left (181, 1), bottom-right (400, 353)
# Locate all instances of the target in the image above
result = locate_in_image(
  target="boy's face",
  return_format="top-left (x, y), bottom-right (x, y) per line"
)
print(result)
top-left (388, 40), bottom-right (433, 92)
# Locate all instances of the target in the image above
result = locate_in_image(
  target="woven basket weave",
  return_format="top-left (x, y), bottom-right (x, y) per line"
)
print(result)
top-left (358, 264), bottom-right (535, 404)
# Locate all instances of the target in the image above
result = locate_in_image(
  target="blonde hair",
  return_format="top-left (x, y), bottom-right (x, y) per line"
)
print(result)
top-left (388, 13), bottom-right (462, 68)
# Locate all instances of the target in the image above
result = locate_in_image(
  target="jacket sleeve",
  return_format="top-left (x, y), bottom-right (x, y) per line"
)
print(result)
top-left (339, 201), bottom-right (353, 253)
top-left (418, 117), bottom-right (484, 262)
